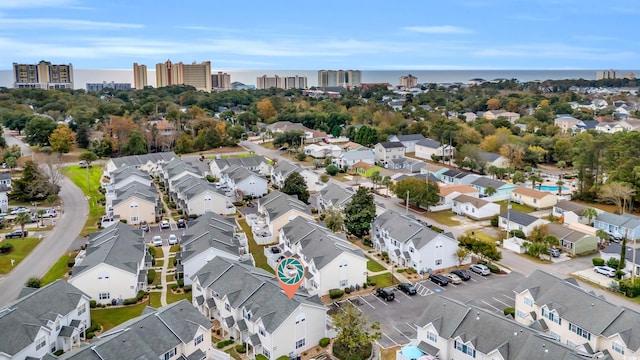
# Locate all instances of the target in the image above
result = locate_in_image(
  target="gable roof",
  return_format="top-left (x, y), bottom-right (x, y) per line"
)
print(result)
top-left (416, 138), bottom-right (442, 149)
top-left (319, 183), bottom-right (354, 208)
top-left (390, 134), bottom-right (426, 142)
top-left (453, 194), bottom-right (490, 209)
top-left (112, 183), bottom-right (157, 206)
top-left (439, 184), bottom-right (477, 197)
top-left (213, 156), bottom-right (267, 171)
top-left (477, 150), bottom-right (502, 163)
top-left (179, 213), bottom-right (243, 263)
top-left (273, 160), bottom-right (301, 178)
top-left (545, 223), bottom-right (592, 244)
top-left (340, 150), bottom-right (375, 161)
top-left (500, 209), bottom-right (541, 226)
top-left (513, 186), bottom-right (554, 200)
top-left (110, 165), bottom-right (150, 183)
top-left (472, 177), bottom-right (507, 189)
top-left (111, 152), bottom-right (177, 169)
top-left (596, 212), bottom-right (640, 229)
top-left (223, 165), bottom-right (263, 184)
top-left (259, 190), bottom-right (311, 220)
top-left (554, 200), bottom-right (587, 216)
top-left (339, 141), bottom-right (364, 150)
top-left (71, 222), bottom-right (146, 277)
top-left (378, 141), bottom-right (405, 149)
top-left (374, 210), bottom-right (456, 250)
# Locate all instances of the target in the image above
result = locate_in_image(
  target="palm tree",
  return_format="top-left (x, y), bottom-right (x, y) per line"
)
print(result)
top-left (15, 212), bottom-right (32, 238)
top-left (583, 207), bottom-right (599, 225)
top-left (36, 209), bottom-right (46, 227)
top-left (484, 186), bottom-right (497, 197)
top-left (556, 180), bottom-right (565, 196)
top-left (595, 229), bottom-right (609, 244)
top-left (529, 174), bottom-right (542, 190)
top-left (382, 176), bottom-right (392, 196)
top-left (370, 171), bottom-right (381, 193)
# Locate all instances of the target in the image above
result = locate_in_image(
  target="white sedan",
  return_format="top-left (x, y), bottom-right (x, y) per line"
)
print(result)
top-left (160, 220), bottom-right (170, 229)
top-left (152, 235), bottom-right (163, 247)
top-left (168, 234), bottom-right (178, 245)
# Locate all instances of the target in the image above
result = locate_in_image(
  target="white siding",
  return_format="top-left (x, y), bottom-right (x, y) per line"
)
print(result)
top-left (69, 263), bottom-right (140, 304)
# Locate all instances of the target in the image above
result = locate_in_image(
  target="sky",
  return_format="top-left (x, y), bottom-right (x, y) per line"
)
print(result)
top-left (0, 0), bottom-right (638, 70)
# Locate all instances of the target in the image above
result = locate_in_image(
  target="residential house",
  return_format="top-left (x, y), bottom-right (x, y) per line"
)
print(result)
top-left (440, 169), bottom-right (469, 185)
top-left (386, 157), bottom-right (426, 172)
top-left (462, 112), bottom-right (477, 122)
top-left (251, 191), bottom-right (314, 244)
top-left (0, 173), bottom-right (12, 188)
top-left (477, 150), bottom-right (510, 168)
top-left (272, 161), bottom-right (324, 192)
top-left (109, 183), bottom-right (158, 225)
top-left (104, 152), bottom-right (176, 175)
top-left (60, 300), bottom-right (213, 360)
top-left (160, 158), bottom-right (202, 189)
top-left (371, 210), bottom-right (468, 272)
top-left (153, 118), bottom-right (176, 137)
top-left (452, 194), bottom-right (500, 220)
top-left (414, 139), bottom-right (455, 161)
top-left (303, 144), bottom-right (341, 158)
top-left (555, 115), bottom-right (581, 133)
top-left (0, 280), bottom-right (91, 359)
top-left (407, 295), bottom-right (599, 360)
top-left (387, 134), bottom-right (426, 152)
top-left (546, 223), bottom-right (599, 256)
top-left (317, 183), bottom-right (354, 210)
top-left (393, 173), bottom-right (439, 186)
top-left (220, 165), bottom-right (268, 198)
top-left (335, 150), bottom-right (375, 169)
top-left (553, 200), bottom-right (601, 225)
top-left (69, 223), bottom-right (148, 304)
top-left (106, 165), bottom-right (151, 191)
top-left (499, 209), bottom-right (549, 236)
top-left (209, 156), bottom-right (271, 178)
top-left (514, 270), bottom-right (640, 360)
top-left (600, 242), bottom-right (640, 277)
top-left (374, 142), bottom-right (406, 168)
top-left (437, 184), bottom-right (478, 205)
top-left (191, 258), bottom-right (328, 360)
top-left (420, 163), bottom-right (449, 180)
top-left (176, 213), bottom-right (253, 285)
top-left (352, 162), bottom-right (384, 177)
top-left (471, 177), bottom-right (517, 196)
top-left (483, 109), bottom-right (521, 122)
top-left (339, 141), bottom-right (364, 152)
top-left (266, 121), bottom-right (308, 134)
top-left (593, 212), bottom-right (640, 240)
top-left (277, 217), bottom-right (367, 296)
top-left (511, 186), bottom-right (558, 209)
top-left (170, 175), bottom-right (235, 216)
top-left (0, 184), bottom-right (8, 213)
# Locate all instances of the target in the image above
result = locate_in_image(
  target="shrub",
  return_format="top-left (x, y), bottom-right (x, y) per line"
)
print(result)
top-left (362, 283), bottom-right (368, 289)
top-left (490, 214), bottom-right (499, 227)
top-left (592, 258), bottom-right (605, 266)
top-left (329, 288), bottom-right (344, 299)
top-left (326, 165), bottom-right (339, 176)
top-left (344, 287), bottom-right (351, 294)
top-left (177, 279), bottom-right (184, 288)
top-left (171, 284), bottom-right (178, 290)
top-left (478, 260), bottom-right (500, 273)
top-left (25, 277), bottom-right (41, 288)
top-left (619, 278), bottom-right (640, 297)
top-left (205, 175), bottom-right (216, 182)
top-left (296, 152), bottom-right (307, 161)
top-left (148, 247), bottom-right (156, 258)
top-left (319, 337), bottom-right (330, 347)
top-left (176, 209), bottom-right (183, 215)
top-left (86, 332), bottom-right (95, 340)
top-left (431, 226), bottom-right (443, 233)
top-left (0, 243), bottom-right (14, 254)
top-left (503, 307), bottom-right (515, 317)
top-left (606, 257), bottom-right (620, 269)
top-left (277, 356), bottom-right (290, 360)
top-left (183, 285), bottom-right (192, 293)
top-left (510, 229), bottom-right (526, 239)
top-left (147, 269), bottom-right (156, 285)
top-left (87, 323), bottom-right (101, 333)
top-left (216, 339), bottom-right (234, 349)
top-left (332, 340), bottom-right (372, 360)
top-left (67, 259), bottom-right (75, 268)
top-left (406, 267), bottom-right (417, 274)
top-left (168, 202), bottom-right (176, 209)
top-left (235, 344), bottom-right (247, 353)
top-left (256, 355), bottom-right (269, 360)
top-left (89, 300), bottom-right (97, 308)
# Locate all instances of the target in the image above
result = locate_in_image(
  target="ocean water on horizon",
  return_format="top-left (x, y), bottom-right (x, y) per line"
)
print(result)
top-left (1, 69), bottom-right (638, 90)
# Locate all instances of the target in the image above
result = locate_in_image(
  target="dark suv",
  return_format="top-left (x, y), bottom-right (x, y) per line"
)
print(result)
top-left (397, 283), bottom-right (417, 295)
top-left (451, 269), bottom-right (471, 281)
top-left (375, 288), bottom-right (395, 301)
top-left (429, 273), bottom-right (449, 286)
top-left (5, 230), bottom-right (28, 239)
top-left (177, 219), bottom-right (186, 229)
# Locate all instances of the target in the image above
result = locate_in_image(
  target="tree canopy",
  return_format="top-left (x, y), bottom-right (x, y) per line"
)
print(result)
top-left (281, 172), bottom-right (309, 204)
top-left (344, 187), bottom-right (376, 237)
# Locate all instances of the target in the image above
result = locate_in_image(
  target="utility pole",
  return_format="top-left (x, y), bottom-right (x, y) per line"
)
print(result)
top-left (406, 190), bottom-right (409, 215)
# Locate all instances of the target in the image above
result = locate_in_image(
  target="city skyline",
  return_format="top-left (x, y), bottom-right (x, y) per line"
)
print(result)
top-left (0, 0), bottom-right (638, 71)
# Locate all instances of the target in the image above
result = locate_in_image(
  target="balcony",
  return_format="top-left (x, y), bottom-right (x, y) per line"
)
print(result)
top-left (233, 232), bottom-right (248, 247)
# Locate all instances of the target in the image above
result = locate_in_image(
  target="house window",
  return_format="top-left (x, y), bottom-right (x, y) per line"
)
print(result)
top-left (516, 310), bottom-right (526, 319)
top-left (263, 349), bottom-right (271, 359)
top-left (550, 331), bottom-right (561, 341)
top-left (35, 336), bottom-right (46, 351)
top-left (533, 199), bottom-right (537, 204)
top-left (523, 297), bottom-right (534, 307)
top-left (435, 259), bottom-right (442, 266)
top-left (225, 303), bottom-right (231, 312)
top-left (566, 339), bottom-right (576, 348)
top-left (426, 331), bottom-right (437, 343)
top-left (542, 308), bottom-right (561, 325)
top-left (259, 327), bottom-right (266, 336)
top-left (130, 216), bottom-right (139, 222)
top-left (296, 338), bottom-right (306, 349)
top-left (339, 280), bottom-right (348, 287)
top-left (612, 341), bottom-right (625, 354)
top-left (99, 292), bottom-right (110, 300)
top-left (568, 323), bottom-right (591, 340)
top-left (454, 340), bottom-right (476, 358)
top-left (163, 347), bottom-right (177, 360)
top-left (55, 320), bottom-right (60, 330)
top-left (78, 303), bottom-right (86, 315)
top-left (194, 334), bottom-right (204, 346)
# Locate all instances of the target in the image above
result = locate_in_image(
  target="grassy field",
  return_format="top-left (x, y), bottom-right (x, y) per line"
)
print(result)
top-left (149, 292), bottom-right (162, 308)
top-left (154, 247), bottom-right (164, 259)
top-left (465, 230), bottom-right (497, 243)
top-left (366, 258), bottom-right (387, 272)
top-left (62, 165), bottom-right (105, 236)
top-left (238, 219), bottom-right (273, 274)
top-left (168, 256), bottom-right (175, 269)
top-left (169, 245), bottom-right (180, 253)
top-left (497, 201), bottom-right (534, 214)
top-left (368, 273), bottom-right (395, 288)
top-left (41, 251), bottom-right (77, 285)
top-left (167, 290), bottom-right (191, 304)
top-left (90, 301), bottom-right (148, 332)
top-left (0, 237), bottom-right (42, 274)
top-left (424, 211), bottom-right (461, 226)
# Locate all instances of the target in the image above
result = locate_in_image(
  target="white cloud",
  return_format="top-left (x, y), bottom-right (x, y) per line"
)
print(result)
top-left (0, 0), bottom-right (75, 8)
top-left (0, 18), bottom-right (143, 30)
top-left (472, 43), bottom-right (636, 61)
top-left (403, 25), bottom-right (472, 34)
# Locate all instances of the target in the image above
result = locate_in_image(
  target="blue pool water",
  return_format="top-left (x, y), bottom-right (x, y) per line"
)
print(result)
top-left (536, 185), bottom-right (569, 192)
top-left (401, 346), bottom-right (424, 359)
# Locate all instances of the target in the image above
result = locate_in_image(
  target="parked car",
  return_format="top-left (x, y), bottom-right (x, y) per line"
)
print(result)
top-left (38, 208), bottom-right (57, 218)
top-left (177, 219), bottom-right (186, 229)
top-left (451, 269), bottom-right (471, 281)
top-left (429, 273), bottom-right (449, 286)
top-left (397, 283), bottom-right (417, 295)
top-left (10, 207), bottom-right (30, 215)
top-left (139, 221), bottom-right (149, 232)
top-left (444, 273), bottom-right (462, 284)
top-left (470, 264), bottom-right (491, 276)
top-left (549, 248), bottom-right (561, 258)
top-left (375, 288), bottom-right (395, 301)
top-left (5, 229), bottom-right (28, 239)
top-left (594, 266), bottom-right (616, 277)
top-left (152, 235), bottom-right (163, 247)
top-left (609, 234), bottom-right (621, 243)
top-left (168, 234), bottom-right (179, 245)
top-left (160, 220), bottom-right (170, 229)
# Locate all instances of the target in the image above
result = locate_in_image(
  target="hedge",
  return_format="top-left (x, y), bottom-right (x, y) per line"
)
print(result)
top-left (277, 356), bottom-right (290, 360)
top-left (235, 344), bottom-right (247, 353)
top-left (329, 288), bottom-right (344, 299)
top-left (478, 260), bottom-right (500, 273)
top-left (147, 269), bottom-right (156, 285)
top-left (216, 339), bottom-right (234, 349)
top-left (619, 278), bottom-right (640, 297)
top-left (503, 307), bottom-right (515, 317)
top-left (89, 300), bottom-right (97, 308)
top-left (0, 243), bottom-right (14, 254)
top-left (319, 337), bottom-right (330, 347)
top-left (592, 258), bottom-right (605, 266)
top-left (332, 340), bottom-right (372, 360)
top-left (256, 355), bottom-right (269, 360)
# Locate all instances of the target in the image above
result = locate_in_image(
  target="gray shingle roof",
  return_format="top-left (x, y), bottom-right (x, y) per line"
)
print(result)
top-left (214, 156), bottom-right (267, 171)
top-left (112, 183), bottom-right (157, 207)
top-left (273, 160), bottom-right (301, 178)
top-left (416, 138), bottom-right (441, 149)
top-left (111, 165), bottom-right (150, 183)
top-left (259, 191), bottom-right (311, 221)
top-left (111, 152), bottom-right (177, 169)
top-left (373, 210), bottom-right (455, 250)
top-left (472, 177), bottom-right (507, 189)
top-left (379, 141), bottom-right (405, 149)
top-left (390, 134), bottom-right (426, 142)
top-left (477, 150), bottom-right (501, 162)
top-left (71, 222), bottom-right (146, 277)
top-left (191, 258), bottom-right (324, 333)
top-left (596, 212), bottom-right (640, 229)
top-left (601, 242), bottom-right (640, 264)
top-left (500, 209), bottom-right (540, 226)
top-left (223, 165), bottom-right (263, 184)
top-left (340, 150), bottom-right (375, 161)
top-left (554, 200), bottom-right (587, 216)
top-left (163, 158), bottom-right (201, 179)
top-left (180, 213), bottom-right (243, 263)
top-left (442, 169), bottom-right (466, 178)
top-left (319, 183), bottom-right (354, 208)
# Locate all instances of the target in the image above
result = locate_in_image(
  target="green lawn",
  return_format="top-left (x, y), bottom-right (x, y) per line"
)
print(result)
top-left (148, 292), bottom-right (162, 308)
top-left (41, 251), bottom-right (77, 285)
top-left (221, 153), bottom-right (253, 159)
top-left (154, 247), bottom-right (164, 259)
top-left (167, 290), bottom-right (191, 304)
top-left (155, 259), bottom-right (164, 267)
top-left (238, 219), bottom-right (273, 274)
top-left (366, 258), bottom-right (387, 272)
top-left (368, 273), bottom-right (396, 288)
top-left (0, 237), bottom-right (42, 274)
top-left (166, 274), bottom-right (174, 283)
top-left (90, 301), bottom-right (148, 332)
top-left (465, 230), bottom-right (497, 244)
top-left (62, 165), bottom-right (105, 235)
top-left (168, 256), bottom-right (175, 269)
top-left (424, 211), bottom-right (461, 227)
top-left (497, 201), bottom-right (534, 214)
top-left (169, 245), bottom-right (180, 253)
top-left (225, 348), bottom-right (242, 360)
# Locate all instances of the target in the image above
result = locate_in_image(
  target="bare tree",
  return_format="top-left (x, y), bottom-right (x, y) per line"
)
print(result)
top-left (40, 153), bottom-right (65, 188)
top-left (599, 182), bottom-right (636, 214)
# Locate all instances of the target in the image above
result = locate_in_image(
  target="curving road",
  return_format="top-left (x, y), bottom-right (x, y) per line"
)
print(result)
top-left (0, 131), bottom-right (88, 306)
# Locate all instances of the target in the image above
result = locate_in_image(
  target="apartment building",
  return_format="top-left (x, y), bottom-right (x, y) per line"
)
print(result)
top-left (133, 62), bottom-right (148, 89)
top-left (211, 71), bottom-right (231, 91)
top-left (156, 59), bottom-right (212, 92)
top-left (399, 74), bottom-right (418, 88)
top-left (256, 75), bottom-right (308, 89)
top-left (317, 70), bottom-right (361, 88)
top-left (86, 82), bottom-right (131, 92)
top-left (13, 61), bottom-right (73, 89)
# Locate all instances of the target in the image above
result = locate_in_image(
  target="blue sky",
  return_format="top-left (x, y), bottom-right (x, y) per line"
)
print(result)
top-left (0, 0), bottom-right (638, 70)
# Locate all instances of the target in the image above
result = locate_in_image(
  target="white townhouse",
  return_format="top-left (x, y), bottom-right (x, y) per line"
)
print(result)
top-left (498, 209), bottom-right (549, 236)
top-left (387, 134), bottom-right (426, 153)
top-left (303, 144), bottom-right (342, 158)
top-left (176, 213), bottom-right (253, 285)
top-left (374, 142), bottom-right (406, 168)
top-left (170, 175), bottom-right (236, 216)
top-left (0, 184), bottom-right (8, 213)
top-left (317, 183), bottom-right (354, 210)
top-left (108, 182), bottom-right (158, 226)
top-left (69, 223), bottom-right (149, 304)
top-left (209, 155), bottom-right (271, 178)
top-left (513, 270), bottom-right (640, 360)
top-left (104, 151), bottom-right (176, 176)
top-left (277, 216), bottom-right (367, 296)
top-left (160, 158), bottom-right (203, 189)
top-left (104, 165), bottom-right (152, 192)
top-left (272, 160), bottom-right (324, 192)
top-left (191, 258), bottom-right (328, 360)
top-left (220, 165), bottom-right (268, 198)
top-left (405, 295), bottom-right (597, 360)
top-left (334, 149), bottom-right (375, 169)
top-left (60, 300), bottom-right (213, 360)
top-left (371, 210), bottom-right (468, 273)
top-left (0, 280), bottom-right (91, 359)
top-left (414, 138), bottom-right (455, 161)
top-left (250, 191), bottom-right (314, 244)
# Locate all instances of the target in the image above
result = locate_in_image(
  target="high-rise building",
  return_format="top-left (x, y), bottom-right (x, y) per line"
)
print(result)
top-left (156, 60), bottom-right (212, 92)
top-left (399, 74), bottom-right (418, 88)
top-left (86, 82), bottom-right (132, 92)
top-left (284, 75), bottom-right (307, 89)
top-left (596, 69), bottom-right (617, 80)
top-left (256, 75), bottom-right (307, 90)
top-left (211, 72), bottom-right (231, 91)
top-left (317, 70), bottom-right (361, 88)
top-left (133, 63), bottom-right (148, 89)
top-left (13, 60), bottom-right (73, 89)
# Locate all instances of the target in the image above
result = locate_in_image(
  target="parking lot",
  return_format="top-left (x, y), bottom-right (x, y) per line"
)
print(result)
top-left (141, 222), bottom-right (186, 247)
top-left (330, 270), bottom-right (524, 348)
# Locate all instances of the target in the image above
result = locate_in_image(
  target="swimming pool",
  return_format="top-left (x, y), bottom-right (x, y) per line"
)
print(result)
top-left (536, 185), bottom-right (568, 192)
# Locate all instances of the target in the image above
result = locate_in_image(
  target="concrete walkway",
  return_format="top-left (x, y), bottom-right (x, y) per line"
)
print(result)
top-left (160, 245), bottom-right (170, 306)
